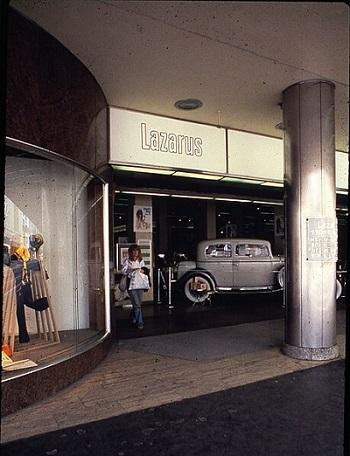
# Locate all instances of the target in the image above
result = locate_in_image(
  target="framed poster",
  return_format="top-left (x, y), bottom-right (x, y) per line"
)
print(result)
top-left (137, 239), bottom-right (152, 271)
top-left (274, 215), bottom-right (285, 237)
top-left (134, 206), bottom-right (152, 232)
top-left (116, 243), bottom-right (132, 270)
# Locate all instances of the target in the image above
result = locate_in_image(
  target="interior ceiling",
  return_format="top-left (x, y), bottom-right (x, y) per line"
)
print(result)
top-left (11, 1), bottom-right (349, 152)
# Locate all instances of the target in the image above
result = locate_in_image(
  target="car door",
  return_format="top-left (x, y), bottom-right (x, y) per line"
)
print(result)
top-left (233, 242), bottom-right (273, 289)
top-left (199, 242), bottom-right (233, 287)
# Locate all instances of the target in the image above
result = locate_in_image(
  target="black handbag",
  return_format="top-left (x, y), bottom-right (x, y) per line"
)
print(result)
top-left (21, 259), bottom-right (49, 311)
top-left (26, 296), bottom-right (49, 311)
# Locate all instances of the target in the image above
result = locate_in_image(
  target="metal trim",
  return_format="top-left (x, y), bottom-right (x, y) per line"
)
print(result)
top-left (6, 137), bottom-right (107, 183)
top-left (282, 343), bottom-right (339, 361)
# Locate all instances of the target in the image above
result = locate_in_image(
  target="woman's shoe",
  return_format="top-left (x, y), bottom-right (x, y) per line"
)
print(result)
top-left (137, 324), bottom-right (144, 330)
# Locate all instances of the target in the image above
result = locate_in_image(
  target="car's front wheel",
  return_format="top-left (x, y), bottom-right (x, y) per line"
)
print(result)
top-left (183, 274), bottom-right (212, 304)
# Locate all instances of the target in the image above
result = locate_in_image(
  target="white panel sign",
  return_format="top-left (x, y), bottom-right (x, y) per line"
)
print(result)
top-left (228, 130), bottom-right (283, 181)
top-left (306, 217), bottom-right (337, 262)
top-left (109, 107), bottom-right (226, 173)
top-left (336, 150), bottom-right (349, 190)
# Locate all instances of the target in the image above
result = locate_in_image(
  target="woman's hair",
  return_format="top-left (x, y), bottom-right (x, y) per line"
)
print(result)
top-left (136, 209), bottom-right (144, 219)
top-left (128, 244), bottom-right (142, 260)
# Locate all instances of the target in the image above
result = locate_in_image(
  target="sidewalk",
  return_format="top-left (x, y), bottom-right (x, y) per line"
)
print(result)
top-left (2, 361), bottom-right (345, 456)
top-left (1, 310), bottom-right (346, 448)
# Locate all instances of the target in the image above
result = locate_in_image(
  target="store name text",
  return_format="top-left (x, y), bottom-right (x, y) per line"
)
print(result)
top-left (140, 123), bottom-right (203, 157)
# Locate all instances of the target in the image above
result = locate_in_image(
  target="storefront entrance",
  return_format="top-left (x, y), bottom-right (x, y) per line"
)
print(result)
top-left (112, 180), bottom-right (347, 340)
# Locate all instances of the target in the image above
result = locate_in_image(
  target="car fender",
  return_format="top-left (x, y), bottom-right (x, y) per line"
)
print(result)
top-left (176, 261), bottom-right (197, 280)
top-left (178, 269), bottom-right (216, 291)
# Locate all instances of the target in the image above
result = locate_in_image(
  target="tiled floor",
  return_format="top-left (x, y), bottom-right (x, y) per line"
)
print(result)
top-left (1, 309), bottom-right (346, 444)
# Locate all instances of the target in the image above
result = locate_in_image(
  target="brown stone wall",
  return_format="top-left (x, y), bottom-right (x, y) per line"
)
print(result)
top-left (6, 8), bottom-right (108, 173)
top-left (1, 335), bottom-right (113, 416)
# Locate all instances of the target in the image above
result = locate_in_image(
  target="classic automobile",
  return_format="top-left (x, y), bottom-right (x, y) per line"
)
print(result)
top-left (175, 238), bottom-right (285, 304)
top-left (174, 238), bottom-right (346, 304)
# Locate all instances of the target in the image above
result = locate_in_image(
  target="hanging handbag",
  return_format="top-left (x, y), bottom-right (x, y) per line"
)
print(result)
top-left (22, 261), bottom-right (49, 311)
top-left (119, 275), bottom-right (128, 292)
top-left (25, 296), bottom-right (49, 311)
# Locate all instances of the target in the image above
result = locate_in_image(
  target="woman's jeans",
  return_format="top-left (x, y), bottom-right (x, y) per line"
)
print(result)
top-left (128, 289), bottom-right (144, 325)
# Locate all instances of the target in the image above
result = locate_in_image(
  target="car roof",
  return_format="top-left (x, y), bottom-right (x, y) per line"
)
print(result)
top-left (198, 238), bottom-right (271, 245)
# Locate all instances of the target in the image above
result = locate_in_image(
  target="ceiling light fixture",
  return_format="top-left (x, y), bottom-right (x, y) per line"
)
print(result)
top-left (171, 194), bottom-right (214, 200)
top-left (221, 177), bottom-right (263, 185)
top-left (173, 171), bottom-right (222, 180)
top-left (121, 191), bottom-right (169, 197)
top-left (261, 181), bottom-right (284, 187)
top-left (174, 98), bottom-right (203, 110)
top-left (253, 200), bottom-right (284, 206)
top-left (215, 197), bottom-right (252, 203)
top-left (112, 165), bottom-right (175, 175)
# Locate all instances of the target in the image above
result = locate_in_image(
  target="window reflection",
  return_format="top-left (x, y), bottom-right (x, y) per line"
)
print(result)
top-left (2, 152), bottom-right (106, 378)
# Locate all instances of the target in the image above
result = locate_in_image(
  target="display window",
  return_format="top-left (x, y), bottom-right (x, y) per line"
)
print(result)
top-left (2, 150), bottom-right (108, 378)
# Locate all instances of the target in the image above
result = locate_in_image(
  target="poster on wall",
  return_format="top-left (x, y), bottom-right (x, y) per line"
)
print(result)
top-left (133, 206), bottom-right (152, 232)
top-left (274, 215), bottom-right (285, 237)
top-left (137, 239), bottom-right (152, 271)
top-left (116, 243), bottom-right (132, 270)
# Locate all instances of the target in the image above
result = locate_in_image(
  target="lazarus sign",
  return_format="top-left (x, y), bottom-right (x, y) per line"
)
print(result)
top-left (109, 107), bottom-right (226, 173)
top-left (140, 122), bottom-right (203, 157)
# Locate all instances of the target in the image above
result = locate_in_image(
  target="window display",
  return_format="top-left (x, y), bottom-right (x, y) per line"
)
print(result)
top-left (2, 151), bottom-right (108, 377)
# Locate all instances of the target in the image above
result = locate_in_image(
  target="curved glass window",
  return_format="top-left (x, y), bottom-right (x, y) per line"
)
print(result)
top-left (2, 150), bottom-right (108, 379)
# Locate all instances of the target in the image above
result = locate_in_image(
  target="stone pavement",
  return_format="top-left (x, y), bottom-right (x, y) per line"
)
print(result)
top-left (1, 311), bottom-right (346, 447)
top-left (1, 360), bottom-right (345, 456)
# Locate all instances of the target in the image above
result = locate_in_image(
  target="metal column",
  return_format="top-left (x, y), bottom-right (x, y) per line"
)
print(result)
top-left (282, 80), bottom-right (339, 360)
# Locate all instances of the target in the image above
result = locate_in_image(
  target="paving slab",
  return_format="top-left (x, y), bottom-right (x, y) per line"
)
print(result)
top-left (1, 361), bottom-right (345, 456)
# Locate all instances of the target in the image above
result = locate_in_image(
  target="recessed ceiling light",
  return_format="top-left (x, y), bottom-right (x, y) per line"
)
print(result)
top-left (175, 99), bottom-right (203, 110)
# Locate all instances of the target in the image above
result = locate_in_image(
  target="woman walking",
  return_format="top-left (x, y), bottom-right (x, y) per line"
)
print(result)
top-left (122, 244), bottom-right (148, 330)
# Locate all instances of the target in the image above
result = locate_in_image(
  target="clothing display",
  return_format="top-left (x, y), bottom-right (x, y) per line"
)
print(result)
top-left (10, 257), bottom-right (30, 343)
top-left (29, 259), bottom-right (60, 343)
top-left (2, 237), bottom-right (60, 351)
top-left (2, 265), bottom-right (17, 353)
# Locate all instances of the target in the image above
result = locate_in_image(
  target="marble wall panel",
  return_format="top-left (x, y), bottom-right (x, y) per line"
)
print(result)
top-left (6, 8), bottom-right (108, 173)
top-left (1, 335), bottom-right (112, 416)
